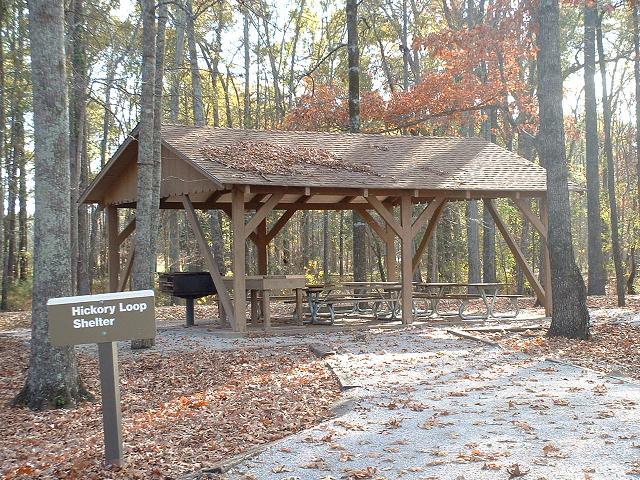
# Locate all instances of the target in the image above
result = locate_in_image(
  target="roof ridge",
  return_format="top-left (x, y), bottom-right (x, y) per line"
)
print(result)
top-left (161, 123), bottom-right (489, 142)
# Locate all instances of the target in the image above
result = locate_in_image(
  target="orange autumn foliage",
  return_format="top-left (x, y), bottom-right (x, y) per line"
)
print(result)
top-left (284, 0), bottom-right (539, 136)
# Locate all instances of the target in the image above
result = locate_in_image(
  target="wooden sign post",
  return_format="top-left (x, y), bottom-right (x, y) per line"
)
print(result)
top-left (48, 290), bottom-right (156, 466)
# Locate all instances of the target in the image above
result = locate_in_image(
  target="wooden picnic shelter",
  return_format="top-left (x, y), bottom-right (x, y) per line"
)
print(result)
top-left (80, 124), bottom-right (553, 332)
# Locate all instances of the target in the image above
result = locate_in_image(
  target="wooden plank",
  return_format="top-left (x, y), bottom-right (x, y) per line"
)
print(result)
top-left (264, 195), bottom-right (310, 243)
top-left (412, 200), bottom-right (447, 274)
top-left (513, 197), bottom-right (547, 242)
top-left (484, 199), bottom-right (546, 306)
top-left (232, 187), bottom-right (247, 332)
top-left (357, 209), bottom-right (386, 239)
top-left (118, 247), bottom-right (135, 292)
top-left (400, 194), bottom-right (413, 324)
top-left (367, 195), bottom-right (402, 236)
top-left (107, 206), bottom-right (119, 292)
top-left (385, 224), bottom-right (397, 281)
top-left (116, 217), bottom-right (136, 247)
top-left (262, 290), bottom-right (271, 331)
top-left (256, 220), bottom-right (268, 275)
top-left (244, 193), bottom-right (284, 239)
top-left (182, 194), bottom-right (236, 329)
top-left (411, 197), bottom-right (445, 238)
top-left (541, 197), bottom-right (552, 316)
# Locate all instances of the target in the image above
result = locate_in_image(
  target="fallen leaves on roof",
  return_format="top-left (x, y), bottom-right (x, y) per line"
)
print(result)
top-left (200, 141), bottom-right (379, 177)
top-left (0, 336), bottom-right (340, 479)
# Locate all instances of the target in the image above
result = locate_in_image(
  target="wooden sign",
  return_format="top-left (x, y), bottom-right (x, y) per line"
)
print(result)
top-left (47, 289), bottom-right (156, 467)
top-left (47, 290), bottom-right (155, 346)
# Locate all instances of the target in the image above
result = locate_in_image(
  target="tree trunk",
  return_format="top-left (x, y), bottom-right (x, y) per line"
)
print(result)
top-left (632, 0), bottom-right (640, 294)
top-left (185, 0), bottom-right (205, 126)
top-left (14, 0), bottom-right (91, 410)
top-left (347, 0), bottom-right (366, 282)
top-left (2, 40), bottom-right (22, 309)
top-left (0, 5), bottom-right (5, 287)
top-left (131, 0), bottom-right (157, 348)
top-left (170, 0), bottom-right (185, 123)
top-left (481, 109), bottom-right (497, 283)
top-left (596, 14), bottom-right (625, 307)
top-left (537, 0), bottom-right (589, 339)
top-left (583, 1), bottom-right (606, 295)
top-left (243, 9), bottom-right (251, 128)
top-left (466, 201), bottom-right (481, 284)
top-left (168, 0), bottom-right (185, 278)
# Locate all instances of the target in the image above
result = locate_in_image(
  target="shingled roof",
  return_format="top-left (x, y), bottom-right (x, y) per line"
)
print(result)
top-left (81, 124), bottom-right (552, 207)
top-left (161, 124), bottom-right (547, 192)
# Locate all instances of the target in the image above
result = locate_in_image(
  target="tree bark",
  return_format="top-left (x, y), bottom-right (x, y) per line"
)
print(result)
top-left (243, 8), bottom-right (251, 128)
top-left (185, 0), bottom-right (205, 126)
top-left (537, 0), bottom-right (589, 339)
top-left (131, 0), bottom-right (157, 348)
top-left (347, 0), bottom-right (366, 282)
top-left (466, 201), bottom-right (481, 284)
top-left (583, 1), bottom-right (606, 295)
top-left (596, 13), bottom-right (625, 307)
top-left (481, 109), bottom-right (497, 283)
top-left (14, 0), bottom-right (90, 409)
top-left (0, 4), bottom-right (5, 287)
top-left (632, 0), bottom-right (640, 294)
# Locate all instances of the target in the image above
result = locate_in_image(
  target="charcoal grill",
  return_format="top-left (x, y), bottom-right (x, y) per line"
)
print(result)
top-left (158, 272), bottom-right (217, 326)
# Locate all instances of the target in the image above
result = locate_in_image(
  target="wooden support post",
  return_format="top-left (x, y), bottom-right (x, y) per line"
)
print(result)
top-left (400, 194), bottom-right (413, 324)
top-left (232, 187), bottom-right (247, 332)
top-left (385, 224), bottom-right (397, 281)
top-left (182, 195), bottom-right (236, 329)
top-left (262, 290), bottom-right (271, 331)
top-left (295, 288), bottom-right (304, 325)
top-left (411, 197), bottom-right (446, 238)
top-left (358, 208), bottom-right (387, 239)
top-left (367, 195), bottom-right (402, 236)
top-left (412, 200), bottom-right (447, 275)
top-left (250, 290), bottom-right (259, 325)
top-left (244, 193), bottom-right (284, 239)
top-left (484, 199), bottom-right (547, 306)
top-left (118, 247), bottom-right (135, 292)
top-left (264, 195), bottom-right (310, 243)
top-left (541, 197), bottom-right (552, 316)
top-left (256, 220), bottom-right (268, 275)
top-left (513, 198), bottom-right (547, 242)
top-left (116, 218), bottom-right (136, 247)
top-left (107, 206), bottom-right (119, 292)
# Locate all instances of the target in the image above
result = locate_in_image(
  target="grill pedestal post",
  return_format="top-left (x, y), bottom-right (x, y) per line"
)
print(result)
top-left (186, 298), bottom-right (195, 327)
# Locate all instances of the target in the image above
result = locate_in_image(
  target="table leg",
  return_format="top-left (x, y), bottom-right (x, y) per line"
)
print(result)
top-left (295, 288), bottom-right (304, 326)
top-left (250, 290), bottom-right (259, 325)
top-left (262, 289), bottom-right (271, 331)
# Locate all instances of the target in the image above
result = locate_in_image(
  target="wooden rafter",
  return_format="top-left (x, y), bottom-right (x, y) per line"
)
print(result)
top-left (118, 247), bottom-right (135, 292)
top-left (357, 208), bottom-right (386, 239)
top-left (244, 193), bottom-right (284, 239)
top-left (367, 195), bottom-right (402, 236)
top-left (411, 197), bottom-right (446, 238)
top-left (513, 198), bottom-right (547, 242)
top-left (412, 200), bottom-right (447, 274)
top-left (484, 199), bottom-right (546, 305)
top-left (116, 217), bottom-right (136, 247)
top-left (264, 195), bottom-right (311, 243)
top-left (182, 194), bottom-right (236, 328)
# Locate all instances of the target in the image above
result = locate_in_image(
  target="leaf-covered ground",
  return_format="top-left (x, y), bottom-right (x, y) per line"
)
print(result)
top-left (476, 321), bottom-right (640, 381)
top-left (0, 336), bottom-right (340, 479)
top-left (222, 328), bottom-right (640, 479)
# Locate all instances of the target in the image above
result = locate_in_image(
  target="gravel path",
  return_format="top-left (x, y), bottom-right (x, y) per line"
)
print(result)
top-left (216, 327), bottom-right (640, 480)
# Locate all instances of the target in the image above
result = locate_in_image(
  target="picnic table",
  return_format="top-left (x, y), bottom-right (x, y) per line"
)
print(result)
top-left (222, 275), bottom-right (306, 330)
top-left (305, 281), bottom-right (402, 324)
top-left (415, 282), bottom-right (520, 320)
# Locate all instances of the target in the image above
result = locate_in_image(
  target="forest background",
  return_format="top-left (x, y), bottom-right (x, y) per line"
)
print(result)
top-left (0, 0), bottom-right (637, 310)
